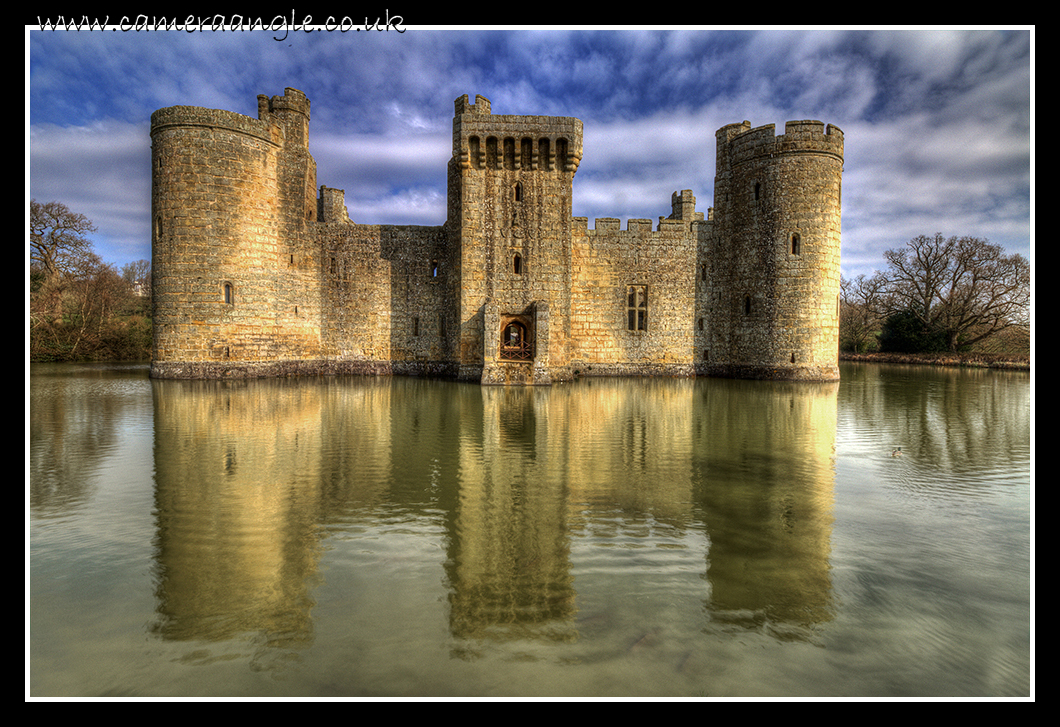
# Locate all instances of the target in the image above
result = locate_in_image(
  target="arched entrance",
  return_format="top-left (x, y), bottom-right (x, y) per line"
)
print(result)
top-left (499, 318), bottom-right (533, 361)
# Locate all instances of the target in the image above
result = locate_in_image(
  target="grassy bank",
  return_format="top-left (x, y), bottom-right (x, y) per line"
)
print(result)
top-left (840, 351), bottom-right (1030, 370)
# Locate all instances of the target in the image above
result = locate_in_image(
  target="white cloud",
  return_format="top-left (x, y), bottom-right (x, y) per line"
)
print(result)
top-left (29, 119), bottom-right (152, 265)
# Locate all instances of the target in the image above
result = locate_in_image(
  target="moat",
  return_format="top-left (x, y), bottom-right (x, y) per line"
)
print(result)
top-left (29, 363), bottom-right (1031, 698)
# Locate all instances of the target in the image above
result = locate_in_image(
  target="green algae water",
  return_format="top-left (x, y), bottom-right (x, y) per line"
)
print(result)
top-left (28, 362), bottom-right (1031, 697)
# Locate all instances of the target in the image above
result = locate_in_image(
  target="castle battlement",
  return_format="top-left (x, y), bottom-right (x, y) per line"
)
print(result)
top-left (454, 93), bottom-right (490, 115)
top-left (724, 119), bottom-right (844, 168)
top-left (258, 87), bottom-right (311, 121)
top-left (151, 89), bottom-right (842, 384)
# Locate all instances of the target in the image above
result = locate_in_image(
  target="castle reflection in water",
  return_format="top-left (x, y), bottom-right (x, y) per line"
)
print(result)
top-left (149, 376), bottom-right (838, 647)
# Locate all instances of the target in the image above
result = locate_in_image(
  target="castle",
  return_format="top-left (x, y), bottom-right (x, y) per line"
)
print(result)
top-left (150, 88), bottom-right (843, 384)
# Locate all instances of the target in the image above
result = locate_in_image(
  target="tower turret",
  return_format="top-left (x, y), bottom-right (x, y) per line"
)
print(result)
top-left (705, 120), bottom-right (843, 381)
top-left (150, 88), bottom-right (322, 379)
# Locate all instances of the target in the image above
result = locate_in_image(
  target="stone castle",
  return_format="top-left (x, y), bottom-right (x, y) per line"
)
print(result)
top-left (150, 88), bottom-right (843, 384)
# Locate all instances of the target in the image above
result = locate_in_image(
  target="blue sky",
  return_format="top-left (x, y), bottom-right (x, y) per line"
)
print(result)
top-left (28, 26), bottom-right (1032, 281)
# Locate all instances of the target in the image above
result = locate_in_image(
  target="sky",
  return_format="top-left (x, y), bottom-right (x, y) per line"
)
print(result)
top-left (27, 25), bottom-right (1033, 282)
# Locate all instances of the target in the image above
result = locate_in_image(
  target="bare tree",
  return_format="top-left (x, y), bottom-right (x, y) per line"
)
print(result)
top-left (30, 199), bottom-right (98, 286)
top-left (880, 234), bottom-right (1029, 352)
top-left (840, 273), bottom-right (887, 352)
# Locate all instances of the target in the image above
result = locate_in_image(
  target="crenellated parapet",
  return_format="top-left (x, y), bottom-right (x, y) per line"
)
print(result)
top-left (454, 93), bottom-right (491, 116)
top-left (257, 87), bottom-right (311, 146)
top-left (723, 119), bottom-right (844, 169)
top-left (576, 190), bottom-right (703, 235)
top-left (259, 86), bottom-right (311, 121)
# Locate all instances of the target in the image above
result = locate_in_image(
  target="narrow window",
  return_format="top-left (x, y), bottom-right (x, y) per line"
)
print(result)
top-left (700, 263), bottom-right (707, 282)
top-left (754, 182), bottom-right (761, 201)
top-left (430, 260), bottom-right (439, 278)
top-left (513, 254), bottom-right (522, 275)
top-left (791, 233), bottom-right (801, 255)
top-left (791, 352), bottom-right (796, 363)
top-left (697, 318), bottom-right (704, 331)
top-left (627, 285), bottom-right (648, 331)
top-left (413, 317), bottom-right (420, 336)
top-left (744, 295), bottom-right (751, 315)
top-left (514, 182), bottom-right (522, 202)
top-left (223, 282), bottom-right (234, 305)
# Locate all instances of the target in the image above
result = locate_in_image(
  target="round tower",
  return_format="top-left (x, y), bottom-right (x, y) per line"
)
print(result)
top-left (150, 89), bottom-right (319, 378)
top-left (706, 120), bottom-right (843, 381)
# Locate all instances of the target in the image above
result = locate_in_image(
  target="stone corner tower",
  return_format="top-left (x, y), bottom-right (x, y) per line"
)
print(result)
top-left (705, 119), bottom-right (844, 381)
top-left (149, 88), bottom-right (320, 379)
top-left (447, 94), bottom-right (584, 385)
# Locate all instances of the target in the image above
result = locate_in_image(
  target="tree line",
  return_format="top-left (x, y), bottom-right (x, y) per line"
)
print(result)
top-left (30, 200), bottom-right (152, 362)
top-left (840, 233), bottom-right (1030, 356)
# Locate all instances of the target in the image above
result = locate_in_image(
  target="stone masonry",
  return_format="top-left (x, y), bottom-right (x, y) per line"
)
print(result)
top-left (150, 88), bottom-right (843, 384)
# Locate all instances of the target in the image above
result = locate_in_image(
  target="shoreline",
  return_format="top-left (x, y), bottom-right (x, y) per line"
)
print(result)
top-left (840, 352), bottom-right (1030, 371)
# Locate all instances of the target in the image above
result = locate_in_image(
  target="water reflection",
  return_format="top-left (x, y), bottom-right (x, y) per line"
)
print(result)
top-left (29, 363), bottom-right (151, 517)
top-left (837, 364), bottom-right (1031, 499)
top-left (150, 379), bottom-right (324, 648)
top-left (692, 379), bottom-right (838, 631)
top-left (31, 362), bottom-right (1030, 696)
top-left (448, 386), bottom-right (576, 642)
top-left (147, 374), bottom-right (839, 652)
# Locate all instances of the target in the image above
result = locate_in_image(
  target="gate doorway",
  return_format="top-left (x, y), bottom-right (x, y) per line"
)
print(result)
top-left (499, 319), bottom-right (533, 361)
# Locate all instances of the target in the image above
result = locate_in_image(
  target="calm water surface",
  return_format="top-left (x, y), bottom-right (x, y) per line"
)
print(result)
top-left (28, 362), bottom-right (1031, 697)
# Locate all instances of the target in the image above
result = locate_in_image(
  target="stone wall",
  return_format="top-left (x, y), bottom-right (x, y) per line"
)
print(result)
top-left (317, 221), bottom-right (454, 374)
top-left (570, 216), bottom-right (697, 377)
